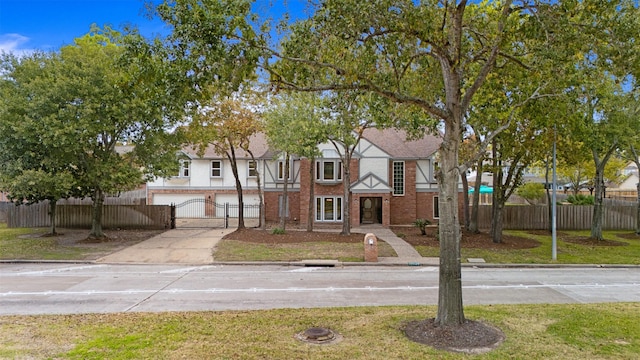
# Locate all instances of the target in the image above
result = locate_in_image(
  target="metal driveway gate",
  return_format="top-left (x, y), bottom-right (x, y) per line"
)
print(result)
top-left (170, 199), bottom-right (260, 228)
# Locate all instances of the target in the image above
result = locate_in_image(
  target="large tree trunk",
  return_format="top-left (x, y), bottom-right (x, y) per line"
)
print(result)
top-left (279, 153), bottom-right (290, 231)
top-left (48, 199), bottom-right (58, 236)
top-left (489, 199), bottom-right (504, 244)
top-left (90, 188), bottom-right (105, 238)
top-left (468, 161), bottom-right (483, 233)
top-left (489, 142), bottom-right (504, 243)
top-left (228, 146), bottom-right (245, 229)
top-left (341, 156), bottom-right (351, 236)
top-left (249, 151), bottom-right (266, 230)
top-left (435, 111), bottom-right (465, 326)
top-left (307, 157), bottom-right (315, 232)
top-left (590, 165), bottom-right (605, 240)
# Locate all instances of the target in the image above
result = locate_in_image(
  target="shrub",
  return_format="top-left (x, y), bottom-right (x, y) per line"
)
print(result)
top-left (271, 227), bottom-right (286, 235)
top-left (413, 218), bottom-right (431, 236)
top-left (566, 194), bottom-right (594, 205)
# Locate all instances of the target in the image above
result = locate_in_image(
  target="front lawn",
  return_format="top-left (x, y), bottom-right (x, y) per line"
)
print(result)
top-left (0, 224), bottom-right (162, 261)
top-left (1, 303), bottom-right (638, 359)
top-left (404, 228), bottom-right (640, 264)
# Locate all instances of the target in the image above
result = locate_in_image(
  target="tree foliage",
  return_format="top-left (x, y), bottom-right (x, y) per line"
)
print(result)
top-left (264, 92), bottom-right (327, 231)
top-left (150, 0), bottom-right (640, 328)
top-left (516, 183), bottom-right (546, 205)
top-left (0, 26), bottom-right (184, 237)
top-left (186, 96), bottom-right (263, 229)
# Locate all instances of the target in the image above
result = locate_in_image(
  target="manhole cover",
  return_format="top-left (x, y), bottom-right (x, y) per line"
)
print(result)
top-left (295, 327), bottom-right (342, 345)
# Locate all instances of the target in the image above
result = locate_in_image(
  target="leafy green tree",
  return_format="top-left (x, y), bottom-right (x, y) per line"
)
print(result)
top-left (323, 91), bottom-right (380, 236)
top-left (0, 27), bottom-right (184, 238)
top-left (152, 0), bottom-right (639, 329)
top-left (186, 97), bottom-right (263, 230)
top-left (0, 170), bottom-right (74, 235)
top-left (0, 51), bottom-right (76, 235)
top-left (264, 92), bottom-right (327, 232)
top-left (516, 183), bottom-right (546, 205)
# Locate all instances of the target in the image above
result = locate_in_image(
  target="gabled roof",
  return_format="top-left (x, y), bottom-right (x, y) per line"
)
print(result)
top-left (182, 127), bottom-right (441, 160)
top-left (182, 133), bottom-right (271, 160)
top-left (351, 172), bottom-right (392, 193)
top-left (361, 128), bottom-right (441, 159)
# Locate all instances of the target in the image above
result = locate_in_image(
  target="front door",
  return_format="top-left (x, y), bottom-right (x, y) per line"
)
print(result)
top-left (360, 197), bottom-right (381, 224)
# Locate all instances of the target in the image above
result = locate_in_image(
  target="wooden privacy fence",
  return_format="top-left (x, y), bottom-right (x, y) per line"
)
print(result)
top-left (6, 203), bottom-right (171, 230)
top-left (476, 204), bottom-right (638, 230)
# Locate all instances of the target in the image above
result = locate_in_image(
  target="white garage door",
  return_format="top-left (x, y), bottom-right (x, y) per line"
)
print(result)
top-left (214, 194), bottom-right (259, 217)
top-left (153, 194), bottom-right (206, 218)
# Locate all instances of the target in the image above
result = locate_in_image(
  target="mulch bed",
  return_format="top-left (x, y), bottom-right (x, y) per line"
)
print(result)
top-left (391, 227), bottom-right (541, 250)
top-left (404, 318), bottom-right (505, 354)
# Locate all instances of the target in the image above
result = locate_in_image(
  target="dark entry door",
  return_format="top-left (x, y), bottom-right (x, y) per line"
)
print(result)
top-left (360, 197), bottom-right (382, 224)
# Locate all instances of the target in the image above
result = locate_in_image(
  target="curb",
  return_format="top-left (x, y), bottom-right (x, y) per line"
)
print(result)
top-left (3, 259), bottom-right (640, 269)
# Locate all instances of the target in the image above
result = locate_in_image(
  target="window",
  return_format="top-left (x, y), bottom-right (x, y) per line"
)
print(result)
top-left (211, 160), bottom-right (222, 178)
top-left (248, 160), bottom-right (257, 177)
top-left (315, 196), bottom-right (342, 222)
top-left (277, 160), bottom-right (292, 181)
top-left (315, 160), bottom-right (343, 182)
top-left (393, 161), bottom-right (405, 196)
top-left (433, 196), bottom-right (440, 219)
top-left (179, 160), bottom-right (190, 177)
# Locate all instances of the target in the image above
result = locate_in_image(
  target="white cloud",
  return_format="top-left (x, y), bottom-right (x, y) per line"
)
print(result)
top-left (0, 33), bottom-right (33, 55)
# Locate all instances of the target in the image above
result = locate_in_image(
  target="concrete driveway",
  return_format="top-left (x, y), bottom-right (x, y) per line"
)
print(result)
top-left (97, 228), bottom-right (234, 264)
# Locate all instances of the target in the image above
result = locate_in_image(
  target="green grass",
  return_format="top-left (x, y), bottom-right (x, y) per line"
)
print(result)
top-left (0, 224), bottom-right (86, 260)
top-left (0, 224), bottom-right (113, 261)
top-left (414, 230), bottom-right (640, 264)
top-left (1, 303), bottom-right (638, 359)
top-left (214, 239), bottom-right (397, 262)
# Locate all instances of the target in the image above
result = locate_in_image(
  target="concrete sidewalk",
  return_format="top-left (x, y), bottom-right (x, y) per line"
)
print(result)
top-left (353, 226), bottom-right (439, 266)
top-left (97, 228), bottom-right (234, 264)
top-left (97, 225), bottom-right (438, 266)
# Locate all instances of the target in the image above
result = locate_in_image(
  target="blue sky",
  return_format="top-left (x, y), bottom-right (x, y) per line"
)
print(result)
top-left (0, 0), bottom-right (307, 55)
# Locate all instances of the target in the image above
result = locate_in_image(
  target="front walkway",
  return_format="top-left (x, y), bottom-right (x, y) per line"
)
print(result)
top-left (353, 225), bottom-right (439, 265)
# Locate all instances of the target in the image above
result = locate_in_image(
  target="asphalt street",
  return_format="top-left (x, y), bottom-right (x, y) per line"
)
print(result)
top-left (1, 263), bottom-right (639, 315)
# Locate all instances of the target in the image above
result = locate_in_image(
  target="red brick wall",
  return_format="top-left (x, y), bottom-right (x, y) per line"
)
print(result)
top-left (263, 190), bottom-right (300, 223)
top-left (298, 158), bottom-right (358, 228)
top-left (389, 160), bottom-right (418, 224)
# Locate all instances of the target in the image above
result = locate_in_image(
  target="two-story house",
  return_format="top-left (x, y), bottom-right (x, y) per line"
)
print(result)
top-left (147, 128), bottom-right (445, 228)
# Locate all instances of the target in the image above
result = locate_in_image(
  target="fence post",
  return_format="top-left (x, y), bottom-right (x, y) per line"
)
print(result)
top-left (170, 203), bottom-right (176, 229)
top-left (225, 202), bottom-right (229, 229)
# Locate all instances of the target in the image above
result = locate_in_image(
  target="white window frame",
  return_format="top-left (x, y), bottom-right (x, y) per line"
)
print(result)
top-left (277, 160), bottom-right (292, 181)
top-left (393, 161), bottom-right (405, 196)
top-left (248, 160), bottom-right (257, 178)
top-left (315, 196), bottom-right (343, 222)
top-left (315, 160), bottom-right (343, 182)
top-left (211, 160), bottom-right (222, 178)
top-left (178, 160), bottom-right (190, 177)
